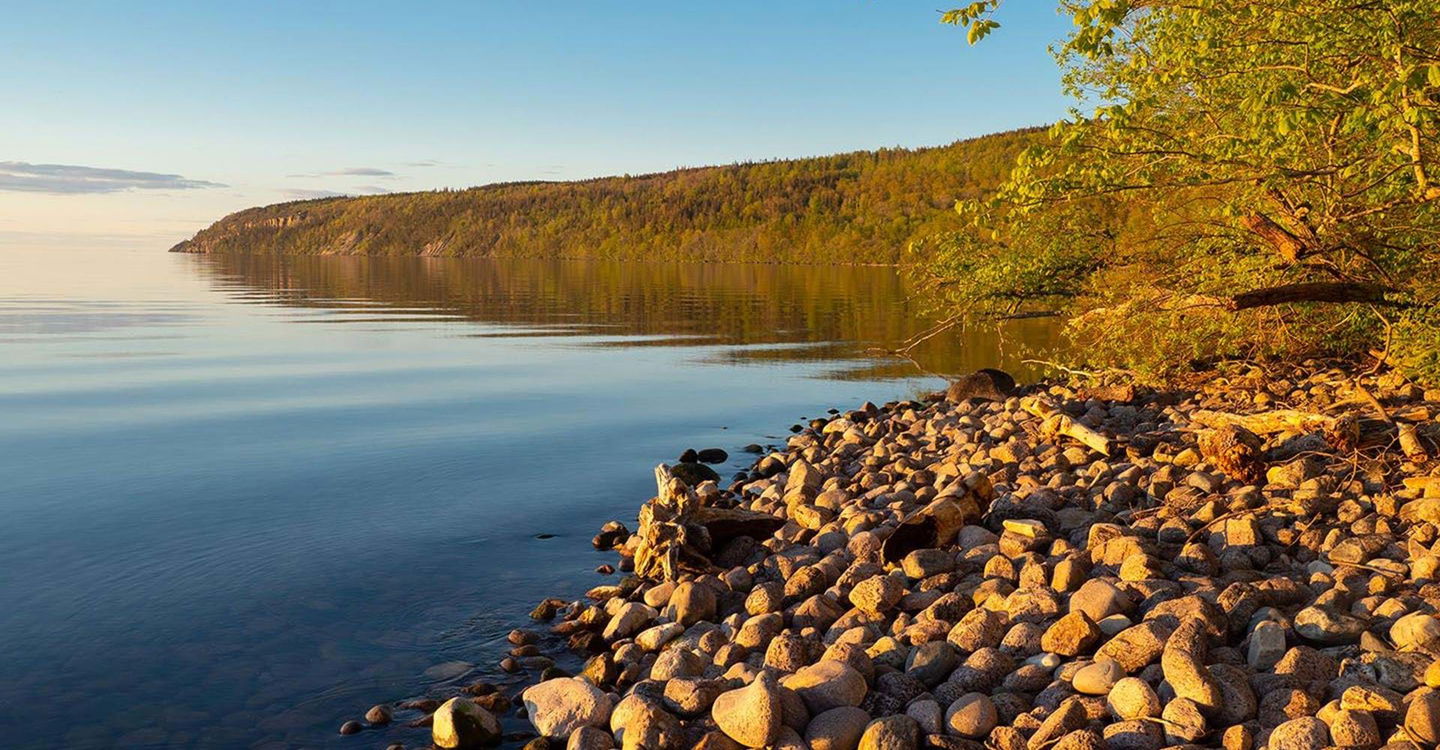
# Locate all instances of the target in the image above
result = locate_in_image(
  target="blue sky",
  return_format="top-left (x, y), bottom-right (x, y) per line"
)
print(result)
top-left (1, 1), bottom-right (1074, 248)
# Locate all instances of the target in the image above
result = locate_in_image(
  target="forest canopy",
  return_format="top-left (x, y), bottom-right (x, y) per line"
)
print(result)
top-left (172, 130), bottom-right (1038, 265)
top-left (920, 0), bottom-right (1440, 384)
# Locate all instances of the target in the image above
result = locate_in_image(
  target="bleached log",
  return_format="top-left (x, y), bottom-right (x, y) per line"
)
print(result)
top-left (1021, 396), bottom-right (1112, 455)
top-left (1191, 409), bottom-right (1360, 452)
top-left (1399, 424), bottom-right (1429, 461)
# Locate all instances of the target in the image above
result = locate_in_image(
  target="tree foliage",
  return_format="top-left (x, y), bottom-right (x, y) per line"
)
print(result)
top-left (921, 0), bottom-right (1440, 383)
top-left (174, 130), bottom-right (1037, 265)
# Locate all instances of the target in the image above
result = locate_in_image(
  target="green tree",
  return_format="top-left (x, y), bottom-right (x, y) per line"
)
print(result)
top-left (923, 0), bottom-right (1440, 382)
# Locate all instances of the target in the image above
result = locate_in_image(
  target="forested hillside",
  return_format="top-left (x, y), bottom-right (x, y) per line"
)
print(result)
top-left (171, 129), bottom-right (1038, 263)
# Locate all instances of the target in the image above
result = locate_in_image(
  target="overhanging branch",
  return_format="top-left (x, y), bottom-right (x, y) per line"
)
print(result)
top-left (1227, 282), bottom-right (1398, 310)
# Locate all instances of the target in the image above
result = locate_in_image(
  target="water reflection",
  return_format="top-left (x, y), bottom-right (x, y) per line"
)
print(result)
top-left (186, 254), bottom-right (1059, 380)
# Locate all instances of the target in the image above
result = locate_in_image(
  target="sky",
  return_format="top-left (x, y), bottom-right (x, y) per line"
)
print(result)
top-left (0, 1), bottom-right (1075, 251)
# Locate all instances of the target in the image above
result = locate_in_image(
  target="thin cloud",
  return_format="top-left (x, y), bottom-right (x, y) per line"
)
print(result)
top-left (406, 160), bottom-right (442, 167)
top-left (0, 161), bottom-right (226, 194)
top-left (288, 166), bottom-right (396, 178)
top-left (283, 188), bottom-right (348, 199)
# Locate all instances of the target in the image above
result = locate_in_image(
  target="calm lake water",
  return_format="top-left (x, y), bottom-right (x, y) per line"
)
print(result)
top-left (0, 246), bottom-right (1057, 749)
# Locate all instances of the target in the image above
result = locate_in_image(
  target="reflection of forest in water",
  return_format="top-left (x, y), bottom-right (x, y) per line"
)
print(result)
top-left (187, 254), bottom-right (1061, 381)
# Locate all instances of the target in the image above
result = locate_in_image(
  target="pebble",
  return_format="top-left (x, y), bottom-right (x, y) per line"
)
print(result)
top-left (1406, 690), bottom-right (1440, 744)
top-left (1072, 659), bottom-right (1125, 695)
top-left (804, 706), bottom-right (871, 750)
top-left (1267, 716), bottom-right (1329, 750)
top-left (943, 692), bottom-right (997, 738)
top-left (781, 660), bottom-right (868, 714)
top-left (1105, 677), bottom-right (1160, 719)
top-left (857, 714), bottom-right (918, 750)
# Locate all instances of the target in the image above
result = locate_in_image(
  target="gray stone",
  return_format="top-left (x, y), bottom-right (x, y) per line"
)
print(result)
top-left (943, 692), bottom-right (997, 738)
top-left (805, 706), bottom-right (872, 750)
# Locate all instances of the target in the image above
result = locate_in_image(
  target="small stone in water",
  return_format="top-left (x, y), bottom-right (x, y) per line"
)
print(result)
top-left (365, 704), bottom-right (393, 725)
top-left (339, 720), bottom-right (363, 735)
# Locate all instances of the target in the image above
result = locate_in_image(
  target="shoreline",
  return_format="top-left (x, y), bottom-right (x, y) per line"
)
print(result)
top-left (355, 361), bottom-right (1440, 749)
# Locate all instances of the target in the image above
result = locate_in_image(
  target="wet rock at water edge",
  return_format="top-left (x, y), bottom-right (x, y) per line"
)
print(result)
top-left (593, 521), bottom-right (630, 550)
top-left (697, 448), bottom-right (729, 464)
top-left (432, 697), bottom-right (501, 748)
top-left (668, 461), bottom-right (721, 486)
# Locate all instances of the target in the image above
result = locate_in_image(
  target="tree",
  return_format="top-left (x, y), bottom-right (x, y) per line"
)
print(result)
top-left (921, 0), bottom-right (1440, 382)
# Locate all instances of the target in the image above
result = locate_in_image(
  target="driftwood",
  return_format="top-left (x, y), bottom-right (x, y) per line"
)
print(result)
top-left (1021, 396), bottom-right (1112, 455)
top-left (1352, 379), bottom-right (1431, 462)
top-left (1399, 424), bottom-right (1429, 461)
top-left (632, 464), bottom-right (784, 581)
top-left (1191, 409), bottom-right (1361, 453)
top-left (1189, 405), bottom-right (1439, 455)
top-left (882, 472), bottom-right (994, 563)
top-left (1198, 424), bottom-right (1265, 483)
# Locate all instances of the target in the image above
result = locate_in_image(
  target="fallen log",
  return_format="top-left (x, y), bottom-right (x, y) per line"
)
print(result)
top-left (1228, 282), bottom-right (1397, 310)
top-left (1399, 423), bottom-right (1429, 462)
top-left (1021, 396), bottom-right (1112, 455)
top-left (1191, 409), bottom-right (1361, 453)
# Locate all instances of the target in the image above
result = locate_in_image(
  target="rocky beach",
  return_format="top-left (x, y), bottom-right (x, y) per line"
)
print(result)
top-left (351, 362), bottom-right (1440, 750)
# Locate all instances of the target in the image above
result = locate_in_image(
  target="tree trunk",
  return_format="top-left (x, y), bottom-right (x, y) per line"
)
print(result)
top-left (1227, 282), bottom-right (1395, 310)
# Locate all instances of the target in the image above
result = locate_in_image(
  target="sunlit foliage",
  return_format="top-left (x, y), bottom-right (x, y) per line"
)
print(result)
top-left (175, 131), bottom-right (1039, 265)
top-left (926, 0), bottom-right (1440, 383)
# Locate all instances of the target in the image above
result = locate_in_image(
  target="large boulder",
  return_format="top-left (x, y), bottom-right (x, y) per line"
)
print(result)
top-left (945, 369), bottom-right (1017, 403)
top-left (522, 677), bottom-right (613, 738)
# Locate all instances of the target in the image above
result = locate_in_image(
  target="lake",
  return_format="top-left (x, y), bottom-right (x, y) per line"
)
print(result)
top-left (0, 246), bottom-right (1057, 748)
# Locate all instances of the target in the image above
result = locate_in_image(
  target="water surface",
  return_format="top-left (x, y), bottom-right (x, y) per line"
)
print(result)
top-left (0, 247), bottom-right (1056, 748)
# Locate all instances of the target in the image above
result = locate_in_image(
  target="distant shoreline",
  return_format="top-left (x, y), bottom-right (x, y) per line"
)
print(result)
top-left (169, 129), bottom-right (1041, 264)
